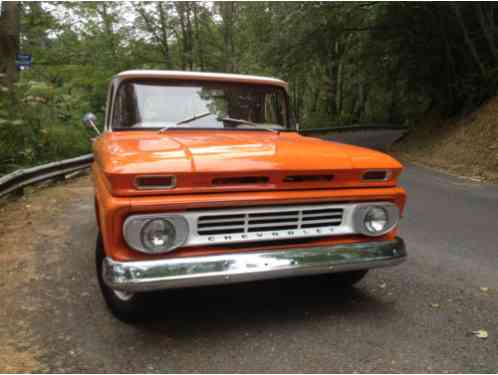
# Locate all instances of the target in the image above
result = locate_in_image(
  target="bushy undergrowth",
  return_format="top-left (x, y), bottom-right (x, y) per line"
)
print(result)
top-left (0, 81), bottom-right (94, 175)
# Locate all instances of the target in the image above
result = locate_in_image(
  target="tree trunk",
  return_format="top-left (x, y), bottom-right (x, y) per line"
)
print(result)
top-left (335, 35), bottom-right (351, 116)
top-left (135, 3), bottom-right (172, 69)
top-left (452, 4), bottom-right (487, 77)
top-left (98, 3), bottom-right (116, 60)
top-left (353, 82), bottom-right (366, 121)
top-left (389, 78), bottom-right (398, 123)
top-left (326, 45), bottom-right (338, 116)
top-left (291, 78), bottom-right (302, 123)
top-left (476, 4), bottom-right (498, 64)
top-left (437, 5), bottom-right (457, 111)
top-left (157, 3), bottom-right (172, 68)
top-left (336, 56), bottom-right (343, 115)
top-left (220, 2), bottom-right (236, 72)
top-left (185, 3), bottom-right (194, 70)
top-left (176, 2), bottom-right (193, 70)
top-left (0, 1), bottom-right (20, 96)
top-left (192, 4), bottom-right (205, 71)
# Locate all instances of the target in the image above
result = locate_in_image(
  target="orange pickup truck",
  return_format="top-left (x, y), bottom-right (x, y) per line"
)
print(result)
top-left (84, 70), bottom-right (407, 322)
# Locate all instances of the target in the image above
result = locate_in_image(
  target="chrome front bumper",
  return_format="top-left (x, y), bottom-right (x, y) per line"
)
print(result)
top-left (103, 237), bottom-right (406, 292)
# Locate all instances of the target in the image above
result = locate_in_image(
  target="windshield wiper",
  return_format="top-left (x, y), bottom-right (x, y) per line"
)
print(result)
top-left (158, 111), bottom-right (211, 133)
top-left (217, 117), bottom-right (280, 133)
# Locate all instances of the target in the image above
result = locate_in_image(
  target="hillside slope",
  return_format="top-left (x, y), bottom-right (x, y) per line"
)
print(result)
top-left (393, 97), bottom-right (498, 183)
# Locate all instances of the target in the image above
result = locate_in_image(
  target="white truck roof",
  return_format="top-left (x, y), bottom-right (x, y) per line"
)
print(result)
top-left (115, 70), bottom-right (288, 90)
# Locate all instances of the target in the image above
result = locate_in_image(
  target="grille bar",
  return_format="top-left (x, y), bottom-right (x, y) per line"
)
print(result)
top-left (248, 221), bottom-right (299, 229)
top-left (198, 223), bottom-right (245, 231)
top-left (198, 215), bottom-right (244, 222)
top-left (301, 218), bottom-right (342, 225)
top-left (302, 212), bottom-right (342, 218)
top-left (248, 211), bottom-right (299, 217)
top-left (248, 214), bottom-right (299, 220)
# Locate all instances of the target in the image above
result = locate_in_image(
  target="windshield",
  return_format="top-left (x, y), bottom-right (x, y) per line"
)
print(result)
top-left (111, 80), bottom-right (290, 131)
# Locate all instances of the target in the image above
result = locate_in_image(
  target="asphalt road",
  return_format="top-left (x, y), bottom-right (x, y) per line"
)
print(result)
top-left (1, 162), bottom-right (497, 373)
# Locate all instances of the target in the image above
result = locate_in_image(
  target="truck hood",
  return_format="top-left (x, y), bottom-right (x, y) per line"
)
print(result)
top-left (93, 130), bottom-right (403, 196)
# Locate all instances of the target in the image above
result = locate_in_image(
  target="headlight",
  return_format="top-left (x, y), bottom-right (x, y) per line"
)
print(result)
top-left (364, 207), bottom-right (388, 233)
top-left (123, 215), bottom-right (189, 254)
top-left (141, 219), bottom-right (176, 252)
top-left (354, 203), bottom-right (399, 236)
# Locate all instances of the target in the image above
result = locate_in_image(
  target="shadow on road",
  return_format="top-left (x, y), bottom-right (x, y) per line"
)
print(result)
top-left (133, 275), bottom-right (391, 337)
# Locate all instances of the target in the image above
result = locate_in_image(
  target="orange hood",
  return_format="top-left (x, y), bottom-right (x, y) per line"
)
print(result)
top-left (93, 130), bottom-right (403, 196)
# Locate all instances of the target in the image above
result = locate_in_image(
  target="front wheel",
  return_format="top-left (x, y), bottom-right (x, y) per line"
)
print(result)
top-left (96, 233), bottom-right (147, 323)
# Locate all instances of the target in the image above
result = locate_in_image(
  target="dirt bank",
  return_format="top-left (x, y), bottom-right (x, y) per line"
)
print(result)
top-left (393, 97), bottom-right (498, 184)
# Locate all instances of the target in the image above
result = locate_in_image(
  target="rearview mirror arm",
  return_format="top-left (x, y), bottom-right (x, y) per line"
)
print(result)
top-left (82, 113), bottom-right (101, 136)
top-left (88, 118), bottom-right (101, 135)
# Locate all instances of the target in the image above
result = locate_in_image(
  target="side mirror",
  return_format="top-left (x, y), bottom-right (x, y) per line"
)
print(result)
top-left (82, 112), bottom-right (101, 135)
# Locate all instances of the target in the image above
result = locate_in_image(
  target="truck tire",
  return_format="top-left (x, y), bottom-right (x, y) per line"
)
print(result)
top-left (95, 233), bottom-right (146, 323)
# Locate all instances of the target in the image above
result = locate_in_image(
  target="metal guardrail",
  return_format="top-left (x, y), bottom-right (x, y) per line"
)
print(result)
top-left (0, 154), bottom-right (94, 199)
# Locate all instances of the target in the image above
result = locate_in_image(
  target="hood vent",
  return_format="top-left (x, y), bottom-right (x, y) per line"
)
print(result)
top-left (283, 174), bottom-right (334, 183)
top-left (135, 175), bottom-right (176, 190)
top-left (212, 176), bottom-right (270, 186)
top-left (362, 170), bottom-right (389, 181)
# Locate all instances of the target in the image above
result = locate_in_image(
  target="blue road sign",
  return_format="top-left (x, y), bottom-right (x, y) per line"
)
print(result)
top-left (16, 53), bottom-right (32, 70)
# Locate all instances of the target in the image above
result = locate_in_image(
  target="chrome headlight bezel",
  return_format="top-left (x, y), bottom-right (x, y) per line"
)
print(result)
top-left (353, 202), bottom-right (400, 237)
top-left (123, 215), bottom-right (189, 254)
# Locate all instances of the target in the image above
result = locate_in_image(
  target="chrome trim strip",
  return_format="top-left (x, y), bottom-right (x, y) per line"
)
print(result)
top-left (103, 237), bottom-right (406, 292)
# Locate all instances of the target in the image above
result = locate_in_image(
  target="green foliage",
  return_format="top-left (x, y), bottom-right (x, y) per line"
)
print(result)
top-left (0, 80), bottom-right (91, 174)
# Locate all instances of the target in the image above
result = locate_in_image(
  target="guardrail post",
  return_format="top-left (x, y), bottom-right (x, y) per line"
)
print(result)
top-left (53, 173), bottom-right (66, 183)
top-left (12, 187), bottom-right (24, 198)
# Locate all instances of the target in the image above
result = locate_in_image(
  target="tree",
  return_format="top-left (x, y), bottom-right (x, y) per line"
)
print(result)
top-left (175, 2), bottom-right (194, 70)
top-left (135, 2), bottom-right (173, 69)
top-left (0, 1), bottom-right (20, 96)
top-left (218, 2), bottom-right (237, 73)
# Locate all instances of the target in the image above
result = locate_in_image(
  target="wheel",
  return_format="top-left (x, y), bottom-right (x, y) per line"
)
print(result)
top-left (95, 232), bottom-right (147, 323)
top-left (326, 270), bottom-right (369, 287)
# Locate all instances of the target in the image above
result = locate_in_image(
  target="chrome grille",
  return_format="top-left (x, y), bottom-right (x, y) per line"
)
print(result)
top-left (192, 204), bottom-right (350, 245)
top-left (197, 208), bottom-right (344, 236)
